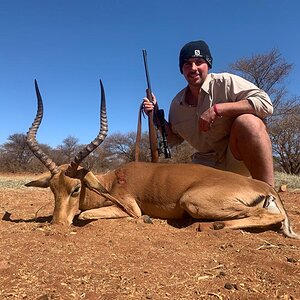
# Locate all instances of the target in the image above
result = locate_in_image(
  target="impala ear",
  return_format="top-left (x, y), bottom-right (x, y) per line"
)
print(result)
top-left (82, 171), bottom-right (108, 193)
top-left (25, 174), bottom-right (51, 188)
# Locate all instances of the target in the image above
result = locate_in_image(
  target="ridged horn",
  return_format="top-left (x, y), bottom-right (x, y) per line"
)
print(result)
top-left (67, 80), bottom-right (108, 175)
top-left (26, 80), bottom-right (59, 174)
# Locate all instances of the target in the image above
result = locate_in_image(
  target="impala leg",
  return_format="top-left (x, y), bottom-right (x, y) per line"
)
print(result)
top-left (79, 205), bottom-right (131, 220)
top-left (211, 210), bottom-right (285, 230)
top-left (179, 188), bottom-right (251, 220)
top-left (102, 192), bottom-right (142, 218)
top-left (179, 188), bottom-right (285, 231)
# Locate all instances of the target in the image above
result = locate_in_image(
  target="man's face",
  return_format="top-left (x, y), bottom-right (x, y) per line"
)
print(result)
top-left (182, 58), bottom-right (209, 88)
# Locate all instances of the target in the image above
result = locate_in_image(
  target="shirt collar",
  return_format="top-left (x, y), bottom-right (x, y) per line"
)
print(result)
top-left (200, 73), bottom-right (212, 94)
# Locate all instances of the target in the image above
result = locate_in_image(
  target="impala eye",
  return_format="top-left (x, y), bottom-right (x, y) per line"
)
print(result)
top-left (71, 185), bottom-right (81, 197)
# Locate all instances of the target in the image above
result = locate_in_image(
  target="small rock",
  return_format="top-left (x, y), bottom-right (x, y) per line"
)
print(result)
top-left (218, 271), bottom-right (226, 277)
top-left (279, 184), bottom-right (288, 192)
top-left (287, 257), bottom-right (298, 263)
top-left (143, 215), bottom-right (153, 224)
top-left (224, 282), bottom-right (236, 290)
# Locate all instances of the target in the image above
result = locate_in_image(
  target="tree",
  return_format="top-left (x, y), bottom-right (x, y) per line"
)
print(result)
top-left (81, 147), bottom-right (112, 173)
top-left (229, 49), bottom-right (300, 174)
top-left (229, 48), bottom-right (293, 112)
top-left (0, 134), bottom-right (32, 172)
top-left (57, 136), bottom-right (81, 164)
top-left (269, 101), bottom-right (300, 174)
top-left (0, 133), bottom-right (53, 172)
top-left (104, 132), bottom-right (150, 166)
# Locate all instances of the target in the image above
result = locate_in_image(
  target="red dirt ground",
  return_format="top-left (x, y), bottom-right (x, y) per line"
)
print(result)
top-left (0, 173), bottom-right (299, 300)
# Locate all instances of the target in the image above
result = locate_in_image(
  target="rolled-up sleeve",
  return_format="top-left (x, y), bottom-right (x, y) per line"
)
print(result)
top-left (226, 73), bottom-right (273, 118)
top-left (247, 92), bottom-right (273, 117)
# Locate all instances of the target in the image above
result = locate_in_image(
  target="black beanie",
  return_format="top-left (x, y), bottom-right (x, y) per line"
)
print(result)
top-left (179, 40), bottom-right (213, 73)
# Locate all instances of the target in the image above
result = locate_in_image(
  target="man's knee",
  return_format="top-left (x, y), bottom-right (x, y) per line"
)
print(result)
top-left (232, 114), bottom-right (266, 136)
top-left (230, 114), bottom-right (270, 160)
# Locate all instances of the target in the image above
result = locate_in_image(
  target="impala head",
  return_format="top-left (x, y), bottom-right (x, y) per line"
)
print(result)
top-left (25, 80), bottom-right (109, 225)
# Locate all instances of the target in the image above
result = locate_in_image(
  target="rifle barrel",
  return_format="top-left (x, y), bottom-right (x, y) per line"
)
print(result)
top-left (142, 49), bottom-right (153, 103)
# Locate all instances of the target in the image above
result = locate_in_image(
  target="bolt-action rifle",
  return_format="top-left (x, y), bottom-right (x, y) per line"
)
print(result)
top-left (142, 49), bottom-right (171, 161)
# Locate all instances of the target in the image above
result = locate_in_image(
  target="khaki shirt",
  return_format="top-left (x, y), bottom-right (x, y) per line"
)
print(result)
top-left (169, 72), bottom-right (273, 165)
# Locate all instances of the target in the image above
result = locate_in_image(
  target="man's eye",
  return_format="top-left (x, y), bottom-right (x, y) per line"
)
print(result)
top-left (184, 62), bottom-right (192, 67)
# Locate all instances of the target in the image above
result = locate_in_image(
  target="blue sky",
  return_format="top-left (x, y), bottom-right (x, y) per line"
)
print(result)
top-left (1, 0), bottom-right (299, 147)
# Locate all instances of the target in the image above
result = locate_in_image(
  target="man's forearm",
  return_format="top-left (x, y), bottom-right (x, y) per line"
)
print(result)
top-left (214, 100), bottom-right (257, 118)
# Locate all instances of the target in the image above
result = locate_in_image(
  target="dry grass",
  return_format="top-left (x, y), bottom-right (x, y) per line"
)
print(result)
top-left (275, 172), bottom-right (300, 190)
top-left (0, 174), bottom-right (36, 189)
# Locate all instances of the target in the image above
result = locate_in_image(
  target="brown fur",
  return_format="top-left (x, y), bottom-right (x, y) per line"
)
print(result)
top-left (25, 161), bottom-right (300, 238)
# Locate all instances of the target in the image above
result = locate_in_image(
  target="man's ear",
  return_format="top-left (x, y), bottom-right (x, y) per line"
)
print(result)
top-left (25, 174), bottom-right (51, 188)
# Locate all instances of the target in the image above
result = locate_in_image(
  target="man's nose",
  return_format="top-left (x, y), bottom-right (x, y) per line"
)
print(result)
top-left (191, 62), bottom-right (198, 70)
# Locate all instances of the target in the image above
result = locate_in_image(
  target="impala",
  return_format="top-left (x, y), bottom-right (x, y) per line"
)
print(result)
top-left (25, 80), bottom-right (299, 239)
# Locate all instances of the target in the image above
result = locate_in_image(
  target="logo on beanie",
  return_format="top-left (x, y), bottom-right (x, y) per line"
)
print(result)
top-left (194, 50), bottom-right (201, 56)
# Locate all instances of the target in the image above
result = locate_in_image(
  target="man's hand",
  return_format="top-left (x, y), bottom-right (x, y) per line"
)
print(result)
top-left (199, 106), bottom-right (220, 132)
top-left (142, 89), bottom-right (157, 115)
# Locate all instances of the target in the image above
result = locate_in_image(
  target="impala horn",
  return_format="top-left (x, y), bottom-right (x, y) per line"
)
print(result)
top-left (26, 80), bottom-right (60, 174)
top-left (66, 80), bottom-right (108, 177)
